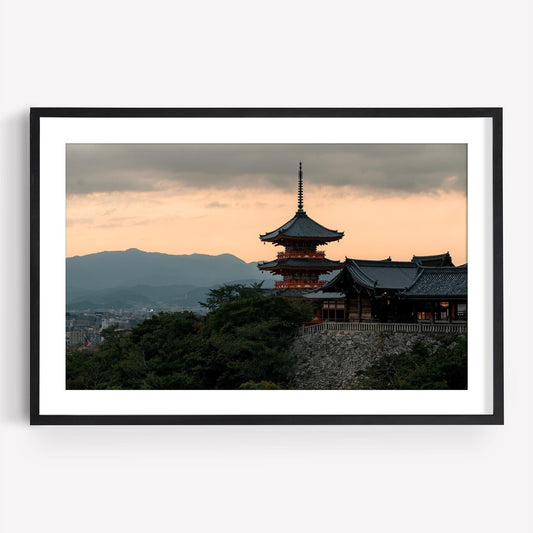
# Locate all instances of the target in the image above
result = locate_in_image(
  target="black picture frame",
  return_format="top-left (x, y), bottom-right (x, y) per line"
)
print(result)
top-left (30, 107), bottom-right (503, 425)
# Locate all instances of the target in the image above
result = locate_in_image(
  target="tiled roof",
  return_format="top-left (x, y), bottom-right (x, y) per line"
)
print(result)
top-left (319, 269), bottom-right (346, 291)
top-left (258, 258), bottom-right (342, 270)
top-left (402, 266), bottom-right (467, 298)
top-left (264, 287), bottom-right (314, 298)
top-left (411, 252), bottom-right (454, 267)
top-left (344, 258), bottom-right (420, 290)
top-left (320, 258), bottom-right (467, 298)
top-left (303, 291), bottom-right (345, 299)
top-left (260, 211), bottom-right (344, 242)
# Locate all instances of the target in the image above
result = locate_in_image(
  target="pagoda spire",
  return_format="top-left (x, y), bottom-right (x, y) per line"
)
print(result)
top-left (297, 161), bottom-right (304, 212)
top-left (259, 163), bottom-right (344, 290)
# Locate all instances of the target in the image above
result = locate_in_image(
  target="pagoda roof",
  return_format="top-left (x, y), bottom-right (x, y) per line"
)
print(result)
top-left (260, 210), bottom-right (344, 243)
top-left (411, 252), bottom-right (454, 267)
top-left (402, 266), bottom-right (467, 298)
top-left (270, 287), bottom-right (315, 298)
top-left (258, 257), bottom-right (342, 271)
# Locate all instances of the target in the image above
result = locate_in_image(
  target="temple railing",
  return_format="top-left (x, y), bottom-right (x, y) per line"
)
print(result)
top-left (275, 280), bottom-right (326, 289)
top-left (277, 250), bottom-right (326, 260)
top-left (297, 322), bottom-right (467, 336)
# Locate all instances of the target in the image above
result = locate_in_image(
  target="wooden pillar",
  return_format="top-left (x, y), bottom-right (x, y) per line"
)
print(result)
top-left (345, 297), bottom-right (350, 323)
top-left (432, 301), bottom-right (436, 323)
top-left (358, 295), bottom-right (362, 323)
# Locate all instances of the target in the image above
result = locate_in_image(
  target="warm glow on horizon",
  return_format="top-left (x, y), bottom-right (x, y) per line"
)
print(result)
top-left (66, 143), bottom-right (467, 267)
top-left (66, 185), bottom-right (467, 266)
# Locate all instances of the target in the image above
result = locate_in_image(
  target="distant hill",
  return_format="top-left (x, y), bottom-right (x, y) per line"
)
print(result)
top-left (66, 249), bottom-right (275, 311)
top-left (67, 248), bottom-right (271, 291)
top-left (65, 248), bottom-right (341, 312)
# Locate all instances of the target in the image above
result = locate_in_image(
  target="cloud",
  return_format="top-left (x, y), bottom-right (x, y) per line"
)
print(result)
top-left (66, 143), bottom-right (466, 196)
top-left (206, 201), bottom-right (229, 208)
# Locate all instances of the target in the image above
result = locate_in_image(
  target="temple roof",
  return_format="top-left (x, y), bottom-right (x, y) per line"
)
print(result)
top-left (259, 162), bottom-right (344, 244)
top-left (343, 258), bottom-right (420, 290)
top-left (402, 266), bottom-right (467, 298)
top-left (258, 257), bottom-right (342, 271)
top-left (411, 252), bottom-right (454, 267)
top-left (303, 291), bottom-right (345, 300)
top-left (260, 211), bottom-right (344, 243)
top-left (322, 257), bottom-right (467, 298)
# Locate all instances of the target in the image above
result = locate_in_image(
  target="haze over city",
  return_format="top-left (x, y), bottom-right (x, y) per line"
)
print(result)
top-left (66, 144), bottom-right (467, 265)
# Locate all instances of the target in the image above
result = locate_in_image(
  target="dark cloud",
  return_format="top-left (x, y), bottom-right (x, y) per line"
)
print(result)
top-left (206, 201), bottom-right (229, 208)
top-left (66, 144), bottom-right (466, 196)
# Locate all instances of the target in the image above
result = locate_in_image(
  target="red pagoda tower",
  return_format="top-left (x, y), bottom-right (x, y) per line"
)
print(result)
top-left (258, 163), bottom-right (344, 290)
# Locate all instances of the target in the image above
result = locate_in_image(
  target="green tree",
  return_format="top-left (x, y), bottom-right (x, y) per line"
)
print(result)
top-left (199, 282), bottom-right (264, 312)
top-left (196, 294), bottom-right (312, 388)
top-left (354, 335), bottom-right (467, 390)
top-left (67, 326), bottom-right (148, 389)
top-left (66, 285), bottom-right (312, 390)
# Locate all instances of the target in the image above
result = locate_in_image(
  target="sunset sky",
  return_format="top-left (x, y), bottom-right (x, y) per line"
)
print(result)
top-left (66, 144), bottom-right (467, 265)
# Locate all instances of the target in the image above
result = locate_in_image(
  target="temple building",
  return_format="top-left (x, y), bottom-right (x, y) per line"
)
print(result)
top-left (307, 255), bottom-right (467, 323)
top-left (257, 163), bottom-right (467, 324)
top-left (258, 163), bottom-right (344, 290)
top-left (412, 252), bottom-right (454, 267)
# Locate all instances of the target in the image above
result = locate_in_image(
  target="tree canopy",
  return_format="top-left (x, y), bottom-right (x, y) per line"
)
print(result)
top-left (67, 285), bottom-right (312, 390)
top-left (353, 335), bottom-right (467, 390)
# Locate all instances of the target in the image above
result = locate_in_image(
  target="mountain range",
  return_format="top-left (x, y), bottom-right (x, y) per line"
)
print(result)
top-left (66, 248), bottom-right (275, 311)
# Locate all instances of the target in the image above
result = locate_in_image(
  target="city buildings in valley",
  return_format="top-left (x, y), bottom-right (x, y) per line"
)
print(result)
top-left (66, 311), bottom-right (149, 348)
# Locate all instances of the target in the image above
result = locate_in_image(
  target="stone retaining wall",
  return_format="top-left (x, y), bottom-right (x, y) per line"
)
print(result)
top-left (288, 329), bottom-right (465, 390)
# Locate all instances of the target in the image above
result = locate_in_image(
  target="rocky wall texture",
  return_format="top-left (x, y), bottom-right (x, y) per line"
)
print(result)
top-left (288, 330), bottom-right (465, 390)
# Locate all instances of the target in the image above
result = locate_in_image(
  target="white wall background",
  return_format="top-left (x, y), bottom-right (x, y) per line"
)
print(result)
top-left (1, 1), bottom-right (531, 532)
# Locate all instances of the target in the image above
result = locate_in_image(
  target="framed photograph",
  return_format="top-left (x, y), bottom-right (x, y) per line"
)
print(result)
top-left (30, 108), bottom-right (503, 425)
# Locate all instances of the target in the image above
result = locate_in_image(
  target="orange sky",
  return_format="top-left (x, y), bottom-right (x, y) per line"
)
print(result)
top-left (66, 143), bottom-right (467, 265)
top-left (66, 185), bottom-right (467, 265)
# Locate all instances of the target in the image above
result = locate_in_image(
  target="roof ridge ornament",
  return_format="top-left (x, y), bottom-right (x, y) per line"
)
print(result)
top-left (297, 161), bottom-right (304, 212)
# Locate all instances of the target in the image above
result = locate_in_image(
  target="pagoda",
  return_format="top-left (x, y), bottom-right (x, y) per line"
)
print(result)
top-left (258, 163), bottom-right (344, 290)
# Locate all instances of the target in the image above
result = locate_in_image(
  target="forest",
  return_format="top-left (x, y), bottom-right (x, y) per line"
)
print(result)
top-left (67, 284), bottom-right (312, 390)
top-left (67, 284), bottom-right (467, 390)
